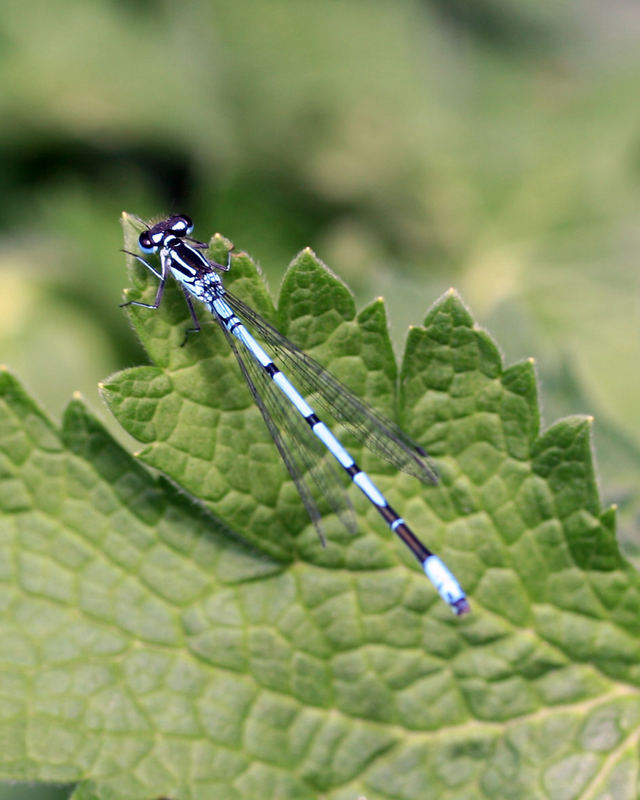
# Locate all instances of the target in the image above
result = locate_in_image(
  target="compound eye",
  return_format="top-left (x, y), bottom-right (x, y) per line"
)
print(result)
top-left (138, 232), bottom-right (154, 253)
top-left (170, 214), bottom-right (193, 235)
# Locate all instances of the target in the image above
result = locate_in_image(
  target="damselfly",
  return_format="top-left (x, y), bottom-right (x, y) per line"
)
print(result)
top-left (122, 214), bottom-right (469, 615)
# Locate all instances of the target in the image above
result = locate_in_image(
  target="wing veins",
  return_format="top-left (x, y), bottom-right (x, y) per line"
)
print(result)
top-left (222, 290), bottom-right (438, 484)
top-left (216, 314), bottom-right (357, 543)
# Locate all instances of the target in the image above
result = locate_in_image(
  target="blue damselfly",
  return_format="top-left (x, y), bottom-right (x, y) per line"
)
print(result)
top-left (121, 214), bottom-right (469, 615)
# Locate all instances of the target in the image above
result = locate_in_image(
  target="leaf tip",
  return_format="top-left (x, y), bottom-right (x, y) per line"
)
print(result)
top-left (210, 231), bottom-right (234, 250)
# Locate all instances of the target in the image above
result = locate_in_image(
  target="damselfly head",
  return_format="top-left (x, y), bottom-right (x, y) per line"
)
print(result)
top-left (138, 214), bottom-right (194, 253)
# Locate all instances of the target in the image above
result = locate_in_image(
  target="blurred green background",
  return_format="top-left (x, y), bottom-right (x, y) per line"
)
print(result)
top-left (1, 1), bottom-right (639, 793)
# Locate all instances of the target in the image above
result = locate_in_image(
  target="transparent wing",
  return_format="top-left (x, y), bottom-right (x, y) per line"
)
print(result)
top-left (221, 289), bottom-right (438, 484)
top-left (217, 316), bottom-right (357, 544)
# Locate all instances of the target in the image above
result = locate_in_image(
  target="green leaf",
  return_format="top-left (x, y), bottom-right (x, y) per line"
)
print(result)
top-left (1, 217), bottom-right (639, 799)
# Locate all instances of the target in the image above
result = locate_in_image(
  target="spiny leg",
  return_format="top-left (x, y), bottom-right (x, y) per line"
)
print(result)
top-left (180, 288), bottom-right (202, 347)
top-left (121, 249), bottom-right (164, 280)
top-left (119, 250), bottom-right (167, 311)
top-left (225, 243), bottom-right (235, 271)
